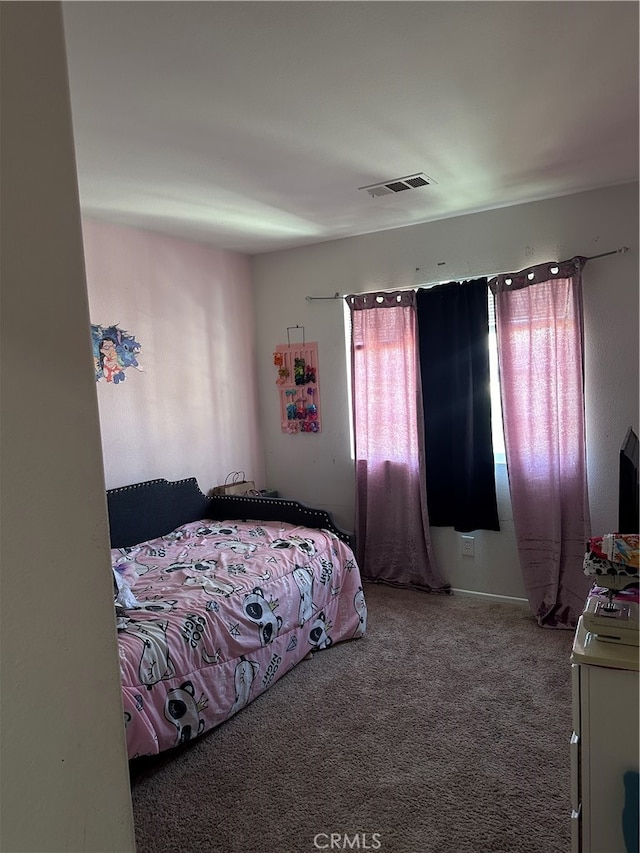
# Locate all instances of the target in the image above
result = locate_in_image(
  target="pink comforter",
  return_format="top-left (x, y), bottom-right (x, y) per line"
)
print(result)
top-left (112, 518), bottom-right (367, 758)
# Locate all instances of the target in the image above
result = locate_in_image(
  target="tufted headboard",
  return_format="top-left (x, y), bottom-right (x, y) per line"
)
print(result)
top-left (106, 477), bottom-right (354, 549)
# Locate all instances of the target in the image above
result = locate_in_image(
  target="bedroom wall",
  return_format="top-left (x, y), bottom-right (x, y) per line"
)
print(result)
top-left (81, 218), bottom-right (265, 497)
top-left (0, 4), bottom-right (136, 852)
top-left (251, 182), bottom-right (639, 600)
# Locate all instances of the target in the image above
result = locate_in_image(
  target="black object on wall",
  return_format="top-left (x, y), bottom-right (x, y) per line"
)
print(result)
top-left (417, 278), bottom-right (500, 533)
top-left (619, 427), bottom-right (639, 533)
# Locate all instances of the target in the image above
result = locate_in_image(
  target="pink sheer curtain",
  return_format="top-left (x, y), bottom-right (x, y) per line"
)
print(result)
top-left (490, 258), bottom-right (592, 628)
top-left (346, 291), bottom-right (449, 591)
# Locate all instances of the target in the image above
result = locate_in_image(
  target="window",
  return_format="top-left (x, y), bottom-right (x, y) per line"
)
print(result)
top-left (345, 287), bottom-right (506, 465)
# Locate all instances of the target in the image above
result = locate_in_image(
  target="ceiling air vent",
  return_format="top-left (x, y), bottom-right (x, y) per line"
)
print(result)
top-left (359, 173), bottom-right (436, 198)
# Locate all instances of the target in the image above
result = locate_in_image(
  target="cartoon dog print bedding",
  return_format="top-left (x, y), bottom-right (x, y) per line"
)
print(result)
top-left (114, 518), bottom-right (367, 758)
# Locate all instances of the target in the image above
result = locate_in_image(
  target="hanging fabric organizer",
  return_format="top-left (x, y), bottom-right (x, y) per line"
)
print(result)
top-left (273, 327), bottom-right (321, 434)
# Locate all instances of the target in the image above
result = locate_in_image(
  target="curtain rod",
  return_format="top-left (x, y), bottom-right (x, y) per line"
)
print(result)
top-left (584, 246), bottom-right (629, 261)
top-left (304, 246), bottom-right (629, 301)
top-left (305, 291), bottom-right (341, 302)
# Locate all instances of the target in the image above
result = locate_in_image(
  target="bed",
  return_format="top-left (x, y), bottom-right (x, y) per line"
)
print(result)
top-left (107, 477), bottom-right (367, 759)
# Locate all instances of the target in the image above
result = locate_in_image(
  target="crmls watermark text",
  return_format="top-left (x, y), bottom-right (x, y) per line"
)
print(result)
top-left (313, 833), bottom-right (382, 850)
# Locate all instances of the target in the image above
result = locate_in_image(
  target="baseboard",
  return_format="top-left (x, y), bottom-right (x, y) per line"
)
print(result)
top-left (452, 587), bottom-right (529, 607)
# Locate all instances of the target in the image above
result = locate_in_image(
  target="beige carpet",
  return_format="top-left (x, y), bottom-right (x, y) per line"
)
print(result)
top-left (130, 583), bottom-right (574, 853)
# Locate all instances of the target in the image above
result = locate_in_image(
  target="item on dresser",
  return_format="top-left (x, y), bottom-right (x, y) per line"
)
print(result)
top-left (107, 477), bottom-right (366, 760)
top-left (583, 537), bottom-right (639, 609)
top-left (589, 534), bottom-right (639, 569)
top-left (582, 586), bottom-right (639, 646)
top-left (582, 534), bottom-right (639, 646)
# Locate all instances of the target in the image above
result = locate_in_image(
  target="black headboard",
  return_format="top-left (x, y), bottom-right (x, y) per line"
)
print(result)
top-left (106, 478), bottom-right (210, 548)
top-left (106, 477), bottom-right (354, 549)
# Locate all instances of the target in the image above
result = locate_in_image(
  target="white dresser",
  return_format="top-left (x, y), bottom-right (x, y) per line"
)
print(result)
top-left (570, 617), bottom-right (639, 853)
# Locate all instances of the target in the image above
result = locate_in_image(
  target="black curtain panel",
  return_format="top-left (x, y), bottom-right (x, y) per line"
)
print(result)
top-left (416, 279), bottom-right (500, 532)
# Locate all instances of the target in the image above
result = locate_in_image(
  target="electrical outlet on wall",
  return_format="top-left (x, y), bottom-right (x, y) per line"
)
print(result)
top-left (461, 535), bottom-right (475, 557)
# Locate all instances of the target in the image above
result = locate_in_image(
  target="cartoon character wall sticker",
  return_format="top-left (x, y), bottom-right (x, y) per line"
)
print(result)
top-left (91, 323), bottom-right (142, 384)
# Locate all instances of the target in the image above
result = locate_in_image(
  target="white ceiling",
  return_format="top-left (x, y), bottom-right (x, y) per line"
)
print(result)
top-left (62, 1), bottom-right (639, 256)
